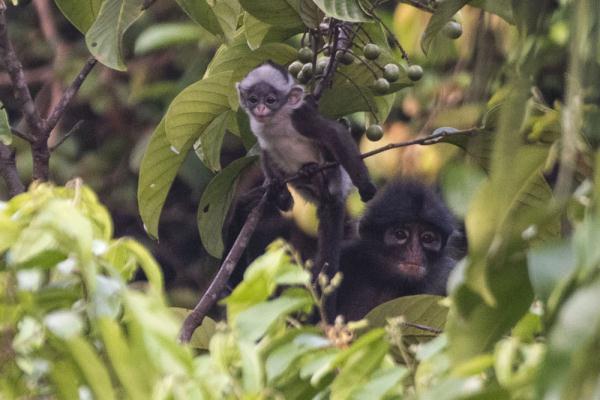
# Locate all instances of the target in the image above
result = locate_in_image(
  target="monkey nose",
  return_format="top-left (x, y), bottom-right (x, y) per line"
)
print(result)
top-left (255, 104), bottom-right (269, 116)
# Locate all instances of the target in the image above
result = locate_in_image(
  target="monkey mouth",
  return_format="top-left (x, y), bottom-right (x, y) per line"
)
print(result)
top-left (398, 263), bottom-right (426, 278)
top-left (254, 114), bottom-right (270, 122)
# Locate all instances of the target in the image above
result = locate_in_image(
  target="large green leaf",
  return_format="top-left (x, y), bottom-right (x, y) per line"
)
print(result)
top-left (197, 156), bottom-right (258, 258)
top-left (421, 0), bottom-right (468, 55)
top-left (194, 111), bottom-right (232, 172)
top-left (174, 0), bottom-right (223, 36)
top-left (85, 0), bottom-right (145, 71)
top-left (365, 295), bottom-right (448, 342)
top-left (133, 23), bottom-right (206, 56)
top-left (243, 13), bottom-right (302, 50)
top-left (234, 290), bottom-right (313, 341)
top-left (297, 0), bottom-right (325, 29)
top-left (66, 336), bottom-right (116, 400)
top-left (313, 0), bottom-right (371, 22)
top-left (54, 0), bottom-right (103, 33)
top-left (137, 119), bottom-right (192, 239)
top-left (165, 72), bottom-right (233, 152)
top-left (211, 0), bottom-right (242, 42)
top-left (239, 0), bottom-right (303, 27)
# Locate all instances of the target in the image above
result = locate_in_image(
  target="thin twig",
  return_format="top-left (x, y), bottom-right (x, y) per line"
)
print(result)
top-left (281, 127), bottom-right (480, 184)
top-left (179, 192), bottom-right (269, 342)
top-left (0, 1), bottom-right (44, 135)
top-left (0, 142), bottom-right (24, 196)
top-left (8, 125), bottom-right (35, 143)
top-left (400, 321), bottom-right (442, 334)
top-left (49, 120), bottom-right (85, 152)
top-left (45, 58), bottom-right (97, 136)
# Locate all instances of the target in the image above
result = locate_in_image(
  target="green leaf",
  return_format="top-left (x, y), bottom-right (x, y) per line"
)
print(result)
top-left (440, 162), bottom-right (486, 219)
top-left (238, 340), bottom-right (265, 393)
top-left (137, 119), bottom-right (193, 239)
top-left (234, 290), bottom-right (313, 341)
top-left (225, 245), bottom-right (310, 319)
top-left (0, 101), bottom-right (12, 145)
top-left (243, 13), bottom-right (302, 50)
top-left (134, 23), bottom-right (206, 55)
top-left (211, 0), bottom-right (242, 42)
top-left (85, 0), bottom-right (145, 71)
top-left (527, 241), bottom-right (575, 303)
top-left (117, 238), bottom-right (164, 292)
top-left (298, 0), bottom-right (325, 29)
top-left (165, 72), bottom-right (233, 152)
top-left (266, 333), bottom-right (330, 383)
top-left (239, 0), bottom-right (303, 26)
top-left (54, 0), bottom-right (103, 33)
top-left (98, 317), bottom-right (150, 400)
top-left (66, 336), bottom-right (116, 400)
top-left (0, 212), bottom-right (19, 253)
top-left (312, 0), bottom-right (371, 22)
top-left (349, 366), bottom-right (407, 400)
top-left (174, 0), bottom-right (223, 36)
top-left (197, 156), bottom-right (258, 258)
top-left (421, 0), bottom-right (468, 55)
top-left (194, 111), bottom-right (231, 172)
top-left (365, 295), bottom-right (448, 342)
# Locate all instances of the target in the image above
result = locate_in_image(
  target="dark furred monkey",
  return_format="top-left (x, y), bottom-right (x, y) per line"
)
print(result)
top-left (236, 62), bottom-right (376, 318)
top-left (336, 180), bottom-right (463, 321)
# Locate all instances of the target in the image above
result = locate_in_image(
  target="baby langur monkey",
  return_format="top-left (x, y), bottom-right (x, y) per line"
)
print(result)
top-left (236, 61), bottom-right (376, 320)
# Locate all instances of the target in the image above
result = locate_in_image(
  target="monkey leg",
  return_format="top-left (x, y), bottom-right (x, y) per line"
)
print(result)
top-left (315, 196), bottom-right (345, 323)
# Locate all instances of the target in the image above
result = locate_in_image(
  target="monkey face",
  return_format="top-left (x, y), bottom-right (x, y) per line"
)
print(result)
top-left (238, 82), bottom-right (287, 122)
top-left (383, 222), bottom-right (443, 281)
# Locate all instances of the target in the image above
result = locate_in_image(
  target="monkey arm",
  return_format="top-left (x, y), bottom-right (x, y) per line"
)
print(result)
top-left (292, 99), bottom-right (376, 202)
top-left (261, 152), bottom-right (293, 211)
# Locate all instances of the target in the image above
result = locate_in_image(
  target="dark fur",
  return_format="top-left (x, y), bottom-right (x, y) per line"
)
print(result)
top-left (336, 180), bottom-right (463, 321)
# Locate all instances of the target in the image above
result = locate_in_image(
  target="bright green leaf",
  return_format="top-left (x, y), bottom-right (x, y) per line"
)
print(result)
top-left (175, 0), bottom-right (223, 36)
top-left (85, 0), bottom-right (145, 71)
top-left (239, 0), bottom-right (303, 27)
top-left (312, 0), bottom-right (371, 22)
top-left (0, 101), bottom-right (12, 145)
top-left (66, 336), bottom-right (116, 400)
top-left (54, 0), bottom-right (103, 33)
top-left (194, 111), bottom-right (231, 172)
top-left (165, 72), bottom-right (233, 152)
top-left (197, 156), bottom-right (258, 258)
top-left (134, 23), bottom-right (206, 55)
top-left (137, 119), bottom-right (193, 238)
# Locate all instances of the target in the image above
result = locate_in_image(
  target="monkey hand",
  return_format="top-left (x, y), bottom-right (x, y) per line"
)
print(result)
top-left (358, 181), bottom-right (377, 202)
top-left (298, 162), bottom-right (321, 178)
top-left (265, 179), bottom-right (294, 211)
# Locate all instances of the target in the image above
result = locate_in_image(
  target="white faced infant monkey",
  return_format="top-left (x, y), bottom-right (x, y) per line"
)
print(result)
top-left (237, 61), bottom-right (376, 320)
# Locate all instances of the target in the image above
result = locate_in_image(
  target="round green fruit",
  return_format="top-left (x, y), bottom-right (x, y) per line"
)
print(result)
top-left (316, 58), bottom-right (329, 74)
top-left (443, 21), bottom-right (463, 39)
top-left (288, 61), bottom-right (303, 77)
top-left (363, 43), bottom-right (381, 60)
top-left (383, 64), bottom-right (400, 82)
top-left (407, 65), bottom-right (423, 81)
top-left (298, 47), bottom-right (314, 63)
top-left (366, 124), bottom-right (384, 141)
top-left (336, 50), bottom-right (354, 65)
top-left (301, 63), bottom-right (314, 78)
top-left (297, 70), bottom-right (309, 84)
top-left (373, 78), bottom-right (390, 94)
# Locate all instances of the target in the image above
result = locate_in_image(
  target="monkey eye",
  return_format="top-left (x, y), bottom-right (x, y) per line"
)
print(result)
top-left (266, 96), bottom-right (277, 105)
top-left (394, 229), bottom-right (409, 243)
top-left (421, 231), bottom-right (439, 244)
top-left (248, 96), bottom-right (258, 104)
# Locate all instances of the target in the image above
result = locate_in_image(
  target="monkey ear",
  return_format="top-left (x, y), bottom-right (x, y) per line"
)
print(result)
top-left (236, 82), bottom-right (245, 102)
top-left (287, 85), bottom-right (305, 108)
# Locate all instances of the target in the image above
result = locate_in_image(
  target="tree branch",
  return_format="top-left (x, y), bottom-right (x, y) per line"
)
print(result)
top-left (179, 192), bottom-right (269, 343)
top-left (314, 20), bottom-right (353, 100)
top-left (44, 57), bottom-right (96, 135)
top-left (0, 142), bottom-right (24, 197)
top-left (0, 1), bottom-right (44, 135)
